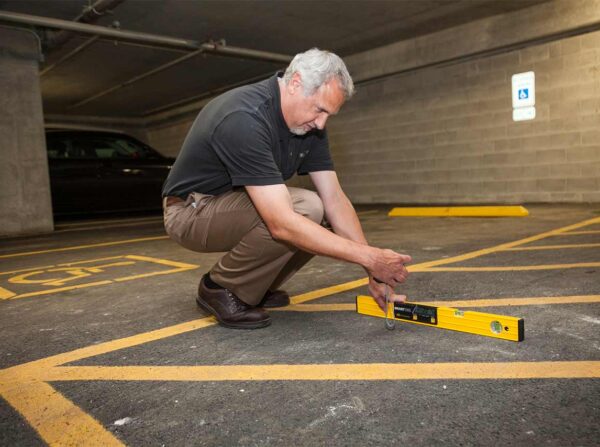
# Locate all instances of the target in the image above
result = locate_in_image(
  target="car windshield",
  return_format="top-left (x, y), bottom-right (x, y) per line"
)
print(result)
top-left (109, 137), bottom-right (160, 159)
top-left (47, 134), bottom-right (162, 160)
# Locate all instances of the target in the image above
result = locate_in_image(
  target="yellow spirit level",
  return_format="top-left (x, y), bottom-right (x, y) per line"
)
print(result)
top-left (356, 295), bottom-right (524, 342)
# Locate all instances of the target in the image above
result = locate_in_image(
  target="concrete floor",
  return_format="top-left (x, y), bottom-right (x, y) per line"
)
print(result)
top-left (1, 204), bottom-right (599, 446)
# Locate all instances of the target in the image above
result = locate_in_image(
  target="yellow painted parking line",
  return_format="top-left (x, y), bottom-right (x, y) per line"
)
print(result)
top-left (0, 378), bottom-right (124, 447)
top-left (3, 360), bottom-right (597, 447)
top-left (54, 219), bottom-right (164, 234)
top-left (0, 286), bottom-right (16, 299)
top-left (554, 230), bottom-right (600, 235)
top-left (123, 254), bottom-right (196, 268)
top-left (40, 361), bottom-right (600, 382)
top-left (1, 216), bottom-right (600, 447)
top-left (278, 295), bottom-right (600, 312)
top-left (389, 206), bottom-right (529, 217)
top-left (0, 264), bottom-right (59, 276)
top-left (502, 243), bottom-right (600, 251)
top-left (423, 262), bottom-right (600, 272)
top-left (5, 281), bottom-right (114, 300)
top-left (113, 268), bottom-right (197, 282)
top-left (113, 255), bottom-right (199, 282)
top-left (292, 217), bottom-right (600, 304)
top-left (0, 317), bottom-right (217, 447)
top-left (291, 278), bottom-right (369, 304)
top-left (411, 216), bottom-right (600, 269)
top-left (0, 236), bottom-right (169, 259)
top-left (279, 303), bottom-right (357, 311)
top-left (415, 295), bottom-right (600, 308)
top-left (0, 318), bottom-right (218, 446)
top-left (7, 317), bottom-right (216, 371)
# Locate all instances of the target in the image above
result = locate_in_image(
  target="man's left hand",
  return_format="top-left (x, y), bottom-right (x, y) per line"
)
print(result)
top-left (368, 276), bottom-right (407, 312)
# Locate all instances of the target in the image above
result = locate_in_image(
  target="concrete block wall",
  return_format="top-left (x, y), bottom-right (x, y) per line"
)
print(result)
top-left (328, 0), bottom-right (600, 204)
top-left (147, 117), bottom-right (195, 158)
top-left (328, 31), bottom-right (600, 204)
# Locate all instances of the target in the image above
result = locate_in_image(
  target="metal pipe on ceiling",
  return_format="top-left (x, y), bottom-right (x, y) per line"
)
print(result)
top-left (42, 0), bottom-right (126, 76)
top-left (44, 0), bottom-right (126, 50)
top-left (0, 10), bottom-right (199, 50)
top-left (68, 40), bottom-right (292, 110)
top-left (0, 10), bottom-right (292, 63)
top-left (198, 42), bottom-right (292, 64)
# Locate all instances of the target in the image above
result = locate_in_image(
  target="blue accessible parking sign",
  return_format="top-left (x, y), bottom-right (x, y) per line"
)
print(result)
top-left (512, 71), bottom-right (535, 112)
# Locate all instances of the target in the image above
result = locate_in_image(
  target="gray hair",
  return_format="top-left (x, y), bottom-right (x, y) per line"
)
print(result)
top-left (282, 48), bottom-right (355, 99)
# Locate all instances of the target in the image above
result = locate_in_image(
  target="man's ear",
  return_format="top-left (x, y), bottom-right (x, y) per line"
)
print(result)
top-left (289, 72), bottom-right (303, 95)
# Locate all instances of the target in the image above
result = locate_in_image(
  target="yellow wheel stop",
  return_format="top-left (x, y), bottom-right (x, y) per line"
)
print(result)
top-left (388, 206), bottom-right (529, 217)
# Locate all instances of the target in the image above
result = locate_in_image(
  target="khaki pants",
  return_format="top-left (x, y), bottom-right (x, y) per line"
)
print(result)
top-left (163, 187), bottom-right (324, 305)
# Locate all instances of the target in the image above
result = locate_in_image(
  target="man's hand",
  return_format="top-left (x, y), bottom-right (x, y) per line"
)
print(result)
top-left (368, 277), bottom-right (408, 312)
top-left (367, 248), bottom-right (411, 288)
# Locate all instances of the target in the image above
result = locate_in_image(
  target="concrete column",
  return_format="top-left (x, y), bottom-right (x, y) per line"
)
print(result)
top-left (0, 27), bottom-right (53, 236)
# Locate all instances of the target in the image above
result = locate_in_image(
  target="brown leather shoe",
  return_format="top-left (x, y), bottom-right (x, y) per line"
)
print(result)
top-left (258, 290), bottom-right (290, 308)
top-left (197, 275), bottom-right (271, 329)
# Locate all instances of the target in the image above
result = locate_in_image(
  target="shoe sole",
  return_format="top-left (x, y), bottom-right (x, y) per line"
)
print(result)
top-left (260, 298), bottom-right (290, 309)
top-left (196, 297), bottom-right (271, 329)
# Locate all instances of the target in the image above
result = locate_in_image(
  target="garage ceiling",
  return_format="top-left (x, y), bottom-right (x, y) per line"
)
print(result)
top-left (0, 0), bottom-right (549, 119)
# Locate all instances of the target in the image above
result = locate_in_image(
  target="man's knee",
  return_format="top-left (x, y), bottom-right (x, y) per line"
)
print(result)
top-left (291, 188), bottom-right (324, 224)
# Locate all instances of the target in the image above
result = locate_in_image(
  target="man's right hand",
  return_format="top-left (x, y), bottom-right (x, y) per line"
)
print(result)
top-left (367, 248), bottom-right (412, 288)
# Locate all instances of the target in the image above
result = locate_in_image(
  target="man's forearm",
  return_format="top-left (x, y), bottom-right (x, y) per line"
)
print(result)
top-left (270, 211), bottom-right (374, 270)
top-left (323, 193), bottom-right (381, 278)
top-left (247, 182), bottom-right (409, 286)
top-left (323, 192), bottom-right (368, 245)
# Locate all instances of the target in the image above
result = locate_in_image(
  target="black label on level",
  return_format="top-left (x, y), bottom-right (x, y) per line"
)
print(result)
top-left (394, 303), bottom-right (438, 325)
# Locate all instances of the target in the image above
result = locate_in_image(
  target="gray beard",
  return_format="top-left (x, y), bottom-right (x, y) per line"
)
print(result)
top-left (290, 127), bottom-right (308, 136)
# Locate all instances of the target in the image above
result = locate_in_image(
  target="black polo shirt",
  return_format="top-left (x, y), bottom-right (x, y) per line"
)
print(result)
top-left (162, 73), bottom-right (334, 198)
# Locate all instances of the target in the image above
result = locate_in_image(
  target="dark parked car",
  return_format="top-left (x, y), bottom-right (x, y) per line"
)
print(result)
top-left (45, 129), bottom-right (175, 215)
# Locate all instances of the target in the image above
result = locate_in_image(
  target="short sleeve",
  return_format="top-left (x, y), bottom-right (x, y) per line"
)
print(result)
top-left (297, 129), bottom-right (334, 175)
top-left (212, 111), bottom-right (284, 186)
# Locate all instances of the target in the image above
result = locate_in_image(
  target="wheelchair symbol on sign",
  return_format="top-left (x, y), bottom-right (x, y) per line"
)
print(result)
top-left (518, 88), bottom-right (529, 100)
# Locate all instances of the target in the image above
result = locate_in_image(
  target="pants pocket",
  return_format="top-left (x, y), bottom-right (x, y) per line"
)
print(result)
top-left (163, 193), bottom-right (213, 252)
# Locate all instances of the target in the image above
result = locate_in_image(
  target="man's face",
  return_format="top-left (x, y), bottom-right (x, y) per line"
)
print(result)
top-left (284, 74), bottom-right (345, 135)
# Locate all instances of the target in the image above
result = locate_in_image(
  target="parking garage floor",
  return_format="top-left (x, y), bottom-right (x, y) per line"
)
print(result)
top-left (1, 204), bottom-right (599, 446)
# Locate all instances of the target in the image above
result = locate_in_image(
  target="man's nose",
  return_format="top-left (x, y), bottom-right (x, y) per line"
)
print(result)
top-left (315, 114), bottom-right (328, 129)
